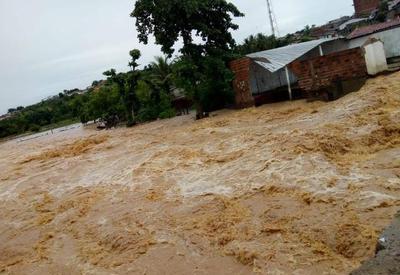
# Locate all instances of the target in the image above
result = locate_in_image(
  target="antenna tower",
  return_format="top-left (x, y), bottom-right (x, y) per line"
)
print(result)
top-left (266, 0), bottom-right (279, 37)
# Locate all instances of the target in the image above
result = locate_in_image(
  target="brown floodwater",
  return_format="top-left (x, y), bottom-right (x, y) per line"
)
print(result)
top-left (1, 72), bottom-right (400, 275)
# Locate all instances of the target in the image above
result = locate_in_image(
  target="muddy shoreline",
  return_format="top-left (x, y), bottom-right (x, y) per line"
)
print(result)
top-left (351, 211), bottom-right (400, 275)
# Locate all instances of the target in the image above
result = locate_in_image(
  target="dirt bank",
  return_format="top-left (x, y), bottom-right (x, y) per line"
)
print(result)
top-left (351, 211), bottom-right (400, 275)
top-left (1, 72), bottom-right (400, 274)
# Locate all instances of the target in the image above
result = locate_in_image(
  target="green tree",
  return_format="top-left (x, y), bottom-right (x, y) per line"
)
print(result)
top-left (84, 85), bottom-right (125, 121)
top-left (126, 49), bottom-right (142, 126)
top-left (132, 0), bottom-right (243, 57)
top-left (136, 79), bottom-right (159, 121)
top-left (236, 34), bottom-right (282, 55)
top-left (129, 49), bottom-right (141, 70)
top-left (136, 56), bottom-right (176, 122)
top-left (103, 49), bottom-right (141, 126)
top-left (173, 54), bottom-right (234, 115)
top-left (235, 31), bottom-right (315, 56)
top-left (149, 56), bottom-right (173, 96)
top-left (131, 0), bottom-right (243, 118)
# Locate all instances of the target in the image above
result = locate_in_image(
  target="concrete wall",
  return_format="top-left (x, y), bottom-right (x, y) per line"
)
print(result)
top-left (364, 40), bottom-right (388, 75)
top-left (349, 27), bottom-right (400, 58)
top-left (290, 48), bottom-right (367, 92)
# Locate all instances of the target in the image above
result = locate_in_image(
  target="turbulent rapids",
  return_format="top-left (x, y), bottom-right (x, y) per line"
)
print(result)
top-left (1, 72), bottom-right (400, 274)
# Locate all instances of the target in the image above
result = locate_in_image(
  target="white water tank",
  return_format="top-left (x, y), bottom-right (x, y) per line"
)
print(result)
top-left (363, 38), bottom-right (388, 75)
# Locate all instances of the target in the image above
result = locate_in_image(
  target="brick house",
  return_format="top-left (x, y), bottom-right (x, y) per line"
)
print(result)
top-left (230, 37), bottom-right (388, 108)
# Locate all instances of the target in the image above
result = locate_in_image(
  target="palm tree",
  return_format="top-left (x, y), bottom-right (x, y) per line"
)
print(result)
top-left (149, 56), bottom-right (173, 95)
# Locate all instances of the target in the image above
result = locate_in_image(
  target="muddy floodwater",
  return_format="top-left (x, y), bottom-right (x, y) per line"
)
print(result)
top-left (1, 72), bottom-right (400, 274)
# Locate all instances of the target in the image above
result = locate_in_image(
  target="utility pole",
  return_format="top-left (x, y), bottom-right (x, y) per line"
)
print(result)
top-left (266, 0), bottom-right (278, 37)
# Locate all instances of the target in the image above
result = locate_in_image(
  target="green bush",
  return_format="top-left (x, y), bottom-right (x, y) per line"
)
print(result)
top-left (159, 108), bottom-right (176, 119)
top-left (137, 107), bottom-right (159, 122)
top-left (29, 124), bottom-right (41, 132)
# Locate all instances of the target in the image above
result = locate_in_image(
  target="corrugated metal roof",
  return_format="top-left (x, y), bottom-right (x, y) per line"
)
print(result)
top-left (347, 19), bottom-right (400, 39)
top-left (338, 18), bottom-right (368, 30)
top-left (246, 38), bottom-right (334, 73)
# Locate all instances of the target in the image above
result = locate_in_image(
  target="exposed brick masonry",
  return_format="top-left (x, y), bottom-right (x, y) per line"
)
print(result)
top-left (353, 0), bottom-right (380, 16)
top-left (289, 48), bottom-right (367, 92)
top-left (230, 58), bottom-right (255, 108)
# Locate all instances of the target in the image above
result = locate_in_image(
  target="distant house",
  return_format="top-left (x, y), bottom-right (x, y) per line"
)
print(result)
top-left (310, 27), bottom-right (337, 39)
top-left (388, 0), bottom-right (400, 19)
top-left (353, 0), bottom-right (380, 17)
top-left (171, 88), bottom-right (192, 115)
top-left (347, 19), bottom-right (400, 59)
top-left (310, 16), bottom-right (351, 39)
top-left (0, 113), bottom-right (12, 121)
top-left (338, 18), bottom-right (369, 35)
top-left (353, 0), bottom-right (400, 19)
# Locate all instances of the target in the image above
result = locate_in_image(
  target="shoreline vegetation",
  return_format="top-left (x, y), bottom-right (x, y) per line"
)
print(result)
top-left (0, 118), bottom-right (80, 143)
top-left (1, 0), bottom-right (321, 141)
top-left (1, 1), bottom-right (390, 139)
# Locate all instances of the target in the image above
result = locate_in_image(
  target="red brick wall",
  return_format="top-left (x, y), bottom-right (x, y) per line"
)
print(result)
top-left (230, 58), bottom-right (255, 109)
top-left (353, 0), bottom-right (380, 16)
top-left (290, 48), bottom-right (367, 92)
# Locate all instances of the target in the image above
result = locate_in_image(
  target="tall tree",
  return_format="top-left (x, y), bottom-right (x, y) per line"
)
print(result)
top-left (126, 49), bottom-right (142, 126)
top-left (103, 49), bottom-right (141, 126)
top-left (131, 0), bottom-right (243, 118)
top-left (149, 56), bottom-right (173, 97)
top-left (132, 0), bottom-right (243, 57)
top-left (236, 34), bottom-right (282, 55)
top-left (128, 49), bottom-right (141, 70)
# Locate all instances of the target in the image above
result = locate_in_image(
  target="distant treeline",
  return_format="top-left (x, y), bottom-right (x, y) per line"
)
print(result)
top-left (0, 93), bottom-right (80, 138)
top-left (0, 56), bottom-right (177, 138)
top-left (1, 0), bottom-right (316, 139)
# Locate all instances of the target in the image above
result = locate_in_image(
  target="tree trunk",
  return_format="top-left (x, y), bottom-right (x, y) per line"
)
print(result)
top-left (196, 104), bottom-right (204, 120)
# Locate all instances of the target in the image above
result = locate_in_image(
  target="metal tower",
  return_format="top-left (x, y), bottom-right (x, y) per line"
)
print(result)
top-left (266, 0), bottom-right (279, 37)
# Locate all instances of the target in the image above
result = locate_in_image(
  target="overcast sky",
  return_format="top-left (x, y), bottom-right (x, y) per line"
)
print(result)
top-left (0, 0), bottom-right (354, 114)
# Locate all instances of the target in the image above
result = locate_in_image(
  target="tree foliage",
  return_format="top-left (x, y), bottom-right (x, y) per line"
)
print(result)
top-left (148, 56), bottom-right (173, 95)
top-left (235, 28), bottom-right (316, 56)
top-left (173, 54), bottom-right (234, 114)
top-left (132, 0), bottom-right (243, 57)
top-left (131, 0), bottom-right (243, 118)
top-left (2, 0), bottom-right (331, 138)
top-left (136, 56), bottom-right (176, 121)
top-left (102, 49), bottom-right (142, 126)
top-left (0, 93), bottom-right (82, 138)
top-left (235, 34), bottom-right (285, 55)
